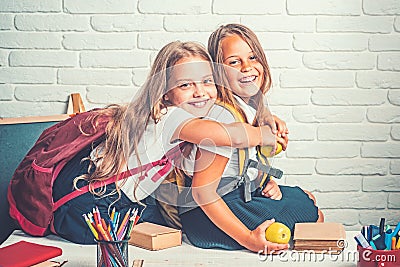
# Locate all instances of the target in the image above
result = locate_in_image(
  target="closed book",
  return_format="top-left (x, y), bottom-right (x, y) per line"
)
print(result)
top-left (0, 241), bottom-right (62, 267)
top-left (129, 222), bottom-right (181, 251)
top-left (293, 222), bottom-right (346, 254)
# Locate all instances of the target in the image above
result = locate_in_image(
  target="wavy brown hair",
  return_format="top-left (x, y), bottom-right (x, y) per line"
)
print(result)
top-left (208, 23), bottom-right (273, 126)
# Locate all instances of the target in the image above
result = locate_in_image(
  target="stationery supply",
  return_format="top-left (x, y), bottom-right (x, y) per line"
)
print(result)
top-left (96, 239), bottom-right (128, 267)
top-left (129, 222), bottom-right (182, 251)
top-left (83, 207), bottom-right (140, 267)
top-left (355, 218), bottom-right (400, 267)
top-left (0, 240), bottom-right (62, 267)
top-left (355, 219), bottom-right (400, 251)
top-left (293, 222), bottom-right (346, 254)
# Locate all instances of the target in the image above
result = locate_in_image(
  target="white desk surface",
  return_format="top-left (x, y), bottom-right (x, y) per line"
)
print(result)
top-left (2, 230), bottom-right (360, 267)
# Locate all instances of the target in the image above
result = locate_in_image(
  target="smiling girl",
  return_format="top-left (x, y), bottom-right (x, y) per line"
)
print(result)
top-left (50, 41), bottom-right (278, 244)
top-left (174, 25), bottom-right (323, 253)
top-left (209, 24), bottom-right (323, 220)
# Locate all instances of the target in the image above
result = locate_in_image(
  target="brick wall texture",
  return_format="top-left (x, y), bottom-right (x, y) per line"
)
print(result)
top-left (0, 0), bottom-right (399, 229)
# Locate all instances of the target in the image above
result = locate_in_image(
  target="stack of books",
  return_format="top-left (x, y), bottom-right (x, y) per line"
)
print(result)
top-left (293, 222), bottom-right (346, 254)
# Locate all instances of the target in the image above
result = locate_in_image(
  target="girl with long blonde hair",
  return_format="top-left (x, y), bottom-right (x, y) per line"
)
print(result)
top-left (51, 41), bottom-right (277, 244)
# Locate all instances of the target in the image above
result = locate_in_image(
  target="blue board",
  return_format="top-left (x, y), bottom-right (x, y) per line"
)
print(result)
top-left (0, 121), bottom-right (57, 244)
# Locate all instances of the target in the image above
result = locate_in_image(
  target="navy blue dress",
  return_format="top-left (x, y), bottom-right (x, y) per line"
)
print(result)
top-left (180, 183), bottom-right (319, 250)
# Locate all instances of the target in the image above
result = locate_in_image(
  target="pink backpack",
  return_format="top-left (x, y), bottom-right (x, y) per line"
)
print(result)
top-left (7, 109), bottom-right (181, 237)
top-left (7, 109), bottom-right (109, 236)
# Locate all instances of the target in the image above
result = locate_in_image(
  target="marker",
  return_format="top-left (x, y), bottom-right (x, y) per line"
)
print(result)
top-left (385, 229), bottom-right (393, 250)
top-left (354, 233), bottom-right (372, 249)
top-left (392, 237), bottom-right (396, 250)
top-left (369, 240), bottom-right (377, 250)
top-left (393, 222), bottom-right (400, 238)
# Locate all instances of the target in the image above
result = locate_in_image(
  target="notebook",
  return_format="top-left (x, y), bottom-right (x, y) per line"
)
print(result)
top-left (293, 222), bottom-right (346, 254)
top-left (0, 241), bottom-right (62, 267)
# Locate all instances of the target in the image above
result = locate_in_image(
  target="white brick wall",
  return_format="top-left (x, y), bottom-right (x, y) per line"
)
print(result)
top-left (0, 0), bottom-right (399, 228)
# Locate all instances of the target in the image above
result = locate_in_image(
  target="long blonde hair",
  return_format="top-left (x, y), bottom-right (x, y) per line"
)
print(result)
top-left (208, 23), bottom-right (272, 126)
top-left (78, 41), bottom-right (219, 199)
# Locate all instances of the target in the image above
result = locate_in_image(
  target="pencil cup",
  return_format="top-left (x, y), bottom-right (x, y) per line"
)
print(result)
top-left (96, 239), bottom-right (129, 267)
top-left (357, 245), bottom-right (400, 267)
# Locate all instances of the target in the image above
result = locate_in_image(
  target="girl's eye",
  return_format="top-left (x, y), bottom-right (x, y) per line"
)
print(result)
top-left (228, 59), bottom-right (240, 66)
top-left (178, 82), bottom-right (194, 88)
top-left (249, 55), bottom-right (257, 61)
top-left (203, 78), bottom-right (214, 85)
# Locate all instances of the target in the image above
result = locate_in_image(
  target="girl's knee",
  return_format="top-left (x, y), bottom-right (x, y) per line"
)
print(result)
top-left (317, 209), bottom-right (324, 223)
top-left (303, 189), bottom-right (316, 204)
top-left (302, 189), bottom-right (323, 222)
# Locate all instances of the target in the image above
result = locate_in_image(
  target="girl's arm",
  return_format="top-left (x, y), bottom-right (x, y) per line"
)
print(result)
top-left (191, 148), bottom-right (289, 253)
top-left (174, 118), bottom-right (276, 149)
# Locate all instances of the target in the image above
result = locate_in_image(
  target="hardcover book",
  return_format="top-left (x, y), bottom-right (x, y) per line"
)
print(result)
top-left (293, 222), bottom-right (346, 254)
top-left (0, 241), bottom-right (62, 267)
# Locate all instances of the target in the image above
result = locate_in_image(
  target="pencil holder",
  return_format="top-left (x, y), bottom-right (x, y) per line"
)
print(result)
top-left (357, 245), bottom-right (400, 267)
top-left (96, 239), bottom-right (129, 267)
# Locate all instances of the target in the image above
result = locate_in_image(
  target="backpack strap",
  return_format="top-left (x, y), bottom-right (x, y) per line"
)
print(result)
top-left (214, 101), bottom-right (249, 177)
top-left (214, 101), bottom-right (283, 201)
top-left (53, 144), bottom-right (184, 211)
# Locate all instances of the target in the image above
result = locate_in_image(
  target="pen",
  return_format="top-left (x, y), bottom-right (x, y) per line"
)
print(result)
top-left (379, 218), bottom-right (385, 235)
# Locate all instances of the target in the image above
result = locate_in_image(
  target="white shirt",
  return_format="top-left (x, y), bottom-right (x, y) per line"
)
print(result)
top-left (120, 106), bottom-right (195, 201)
top-left (183, 96), bottom-right (259, 181)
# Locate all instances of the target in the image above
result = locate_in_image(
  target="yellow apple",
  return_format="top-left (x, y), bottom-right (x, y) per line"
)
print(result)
top-left (265, 222), bottom-right (291, 244)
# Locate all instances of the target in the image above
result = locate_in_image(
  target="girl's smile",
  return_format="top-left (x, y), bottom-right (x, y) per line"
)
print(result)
top-left (221, 34), bottom-right (264, 102)
top-left (165, 56), bottom-right (217, 117)
top-left (187, 99), bottom-right (211, 108)
top-left (238, 75), bottom-right (257, 84)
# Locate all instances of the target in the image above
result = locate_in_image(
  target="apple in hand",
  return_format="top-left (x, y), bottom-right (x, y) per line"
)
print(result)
top-left (265, 222), bottom-right (291, 244)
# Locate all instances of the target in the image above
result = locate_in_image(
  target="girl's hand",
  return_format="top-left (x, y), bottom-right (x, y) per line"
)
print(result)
top-left (259, 125), bottom-right (277, 154)
top-left (246, 219), bottom-right (289, 253)
top-left (273, 115), bottom-right (289, 151)
top-left (261, 180), bottom-right (282, 200)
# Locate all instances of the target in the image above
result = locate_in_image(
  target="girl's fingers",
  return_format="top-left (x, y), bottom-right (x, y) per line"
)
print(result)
top-left (267, 242), bottom-right (290, 254)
